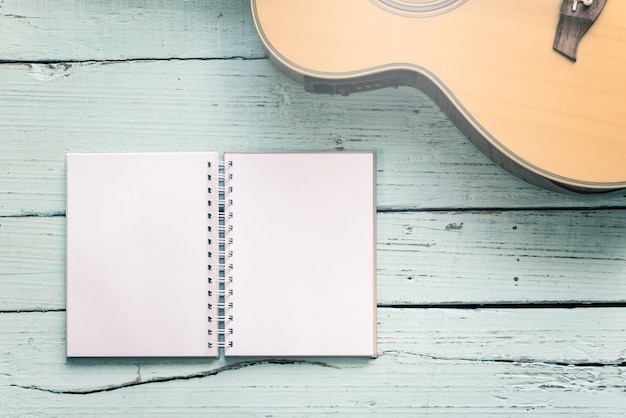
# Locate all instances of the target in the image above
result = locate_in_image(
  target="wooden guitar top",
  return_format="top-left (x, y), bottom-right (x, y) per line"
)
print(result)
top-left (252, 0), bottom-right (626, 193)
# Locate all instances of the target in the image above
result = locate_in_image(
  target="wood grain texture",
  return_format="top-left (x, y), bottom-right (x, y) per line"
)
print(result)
top-left (378, 210), bottom-right (626, 305)
top-left (1, 310), bottom-right (625, 416)
top-left (0, 0), bottom-right (264, 61)
top-left (0, 0), bottom-right (625, 415)
top-left (1, 60), bottom-right (625, 216)
top-left (1, 212), bottom-right (625, 311)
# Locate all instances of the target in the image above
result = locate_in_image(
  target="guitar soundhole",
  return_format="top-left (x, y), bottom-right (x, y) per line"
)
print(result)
top-left (371, 0), bottom-right (468, 18)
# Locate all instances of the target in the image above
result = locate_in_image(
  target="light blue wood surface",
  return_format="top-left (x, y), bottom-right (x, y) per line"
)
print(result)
top-left (1, 1), bottom-right (625, 415)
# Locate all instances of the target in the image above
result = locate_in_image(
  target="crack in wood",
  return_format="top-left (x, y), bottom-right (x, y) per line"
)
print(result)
top-left (387, 350), bottom-right (626, 368)
top-left (9, 359), bottom-right (339, 395)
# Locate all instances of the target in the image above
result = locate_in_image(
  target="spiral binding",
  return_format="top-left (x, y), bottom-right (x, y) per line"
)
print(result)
top-left (206, 159), bottom-right (234, 350)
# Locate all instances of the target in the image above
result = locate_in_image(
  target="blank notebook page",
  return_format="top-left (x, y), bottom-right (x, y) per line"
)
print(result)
top-left (66, 152), bottom-right (218, 357)
top-left (225, 152), bottom-right (376, 357)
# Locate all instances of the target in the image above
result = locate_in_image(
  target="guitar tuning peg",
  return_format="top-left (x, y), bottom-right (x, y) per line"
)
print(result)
top-left (572, 0), bottom-right (593, 12)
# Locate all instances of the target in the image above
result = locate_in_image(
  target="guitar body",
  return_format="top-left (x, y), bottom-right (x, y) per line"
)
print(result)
top-left (251, 0), bottom-right (626, 193)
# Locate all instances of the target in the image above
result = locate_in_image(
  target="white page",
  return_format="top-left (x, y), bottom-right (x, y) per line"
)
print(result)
top-left (66, 152), bottom-right (219, 357)
top-left (224, 152), bottom-right (377, 357)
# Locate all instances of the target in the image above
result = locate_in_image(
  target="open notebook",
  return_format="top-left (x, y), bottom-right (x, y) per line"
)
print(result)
top-left (66, 152), bottom-right (377, 357)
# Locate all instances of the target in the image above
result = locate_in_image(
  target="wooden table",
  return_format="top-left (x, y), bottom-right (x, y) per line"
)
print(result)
top-left (1, 1), bottom-right (625, 415)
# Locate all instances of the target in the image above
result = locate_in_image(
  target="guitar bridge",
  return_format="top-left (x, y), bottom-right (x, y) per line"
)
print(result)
top-left (554, 0), bottom-right (607, 61)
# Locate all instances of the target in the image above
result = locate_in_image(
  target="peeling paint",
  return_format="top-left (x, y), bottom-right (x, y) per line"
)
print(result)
top-left (26, 62), bottom-right (104, 81)
top-left (445, 222), bottom-right (463, 231)
top-left (2, 13), bottom-right (28, 19)
top-left (27, 63), bottom-right (73, 81)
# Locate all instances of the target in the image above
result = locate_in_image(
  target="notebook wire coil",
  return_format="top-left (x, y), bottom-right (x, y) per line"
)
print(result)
top-left (206, 160), bottom-right (234, 350)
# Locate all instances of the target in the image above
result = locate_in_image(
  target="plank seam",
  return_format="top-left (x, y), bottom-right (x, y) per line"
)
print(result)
top-left (0, 309), bottom-right (65, 314)
top-left (5, 302), bottom-right (626, 314)
top-left (379, 302), bottom-right (626, 309)
top-left (378, 206), bottom-right (626, 213)
top-left (3, 206), bottom-right (626, 219)
top-left (0, 212), bottom-right (65, 218)
top-left (0, 56), bottom-right (267, 66)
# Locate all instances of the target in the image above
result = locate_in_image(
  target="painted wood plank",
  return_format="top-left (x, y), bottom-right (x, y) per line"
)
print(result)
top-left (1, 211), bottom-right (624, 311)
top-left (1, 60), bottom-right (625, 218)
top-left (0, 217), bottom-right (65, 311)
top-left (0, 0), bottom-right (264, 61)
top-left (378, 210), bottom-right (626, 305)
top-left (1, 309), bottom-right (624, 415)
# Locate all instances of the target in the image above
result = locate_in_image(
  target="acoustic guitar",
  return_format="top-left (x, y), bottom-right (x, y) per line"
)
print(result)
top-left (251, 0), bottom-right (626, 193)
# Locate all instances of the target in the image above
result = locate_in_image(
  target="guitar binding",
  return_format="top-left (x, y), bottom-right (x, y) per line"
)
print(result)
top-left (304, 71), bottom-right (417, 96)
